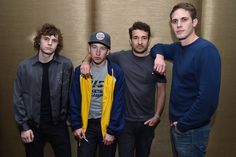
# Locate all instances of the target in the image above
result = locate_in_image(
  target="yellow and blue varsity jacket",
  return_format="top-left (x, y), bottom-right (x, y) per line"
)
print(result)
top-left (70, 59), bottom-right (125, 137)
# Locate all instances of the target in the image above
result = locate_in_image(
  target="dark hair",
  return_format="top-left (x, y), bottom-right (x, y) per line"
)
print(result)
top-left (33, 23), bottom-right (63, 54)
top-left (129, 21), bottom-right (151, 39)
top-left (170, 2), bottom-right (197, 20)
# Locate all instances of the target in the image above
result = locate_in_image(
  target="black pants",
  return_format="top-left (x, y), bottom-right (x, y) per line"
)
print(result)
top-left (24, 122), bottom-right (71, 157)
top-left (77, 119), bottom-right (116, 157)
top-left (118, 121), bottom-right (155, 157)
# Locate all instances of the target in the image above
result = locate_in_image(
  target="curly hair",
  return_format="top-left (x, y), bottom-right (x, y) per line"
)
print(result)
top-left (129, 21), bottom-right (151, 40)
top-left (33, 23), bottom-right (63, 54)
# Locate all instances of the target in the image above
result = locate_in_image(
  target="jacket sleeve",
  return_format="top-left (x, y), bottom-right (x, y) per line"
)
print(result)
top-left (107, 66), bottom-right (125, 136)
top-left (69, 66), bottom-right (83, 131)
top-left (60, 61), bottom-right (74, 121)
top-left (13, 63), bottom-right (30, 132)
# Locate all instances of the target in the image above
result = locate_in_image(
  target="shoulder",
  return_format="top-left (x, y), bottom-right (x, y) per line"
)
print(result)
top-left (55, 55), bottom-right (73, 67)
top-left (193, 38), bottom-right (221, 66)
top-left (110, 50), bottom-right (132, 57)
top-left (18, 55), bottom-right (37, 67)
top-left (196, 38), bottom-right (220, 57)
top-left (74, 64), bottom-right (81, 72)
top-left (197, 38), bottom-right (218, 51)
top-left (73, 64), bottom-right (82, 76)
top-left (107, 60), bottom-right (123, 75)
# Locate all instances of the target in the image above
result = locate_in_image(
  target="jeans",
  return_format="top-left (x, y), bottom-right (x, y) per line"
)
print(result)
top-left (170, 123), bottom-right (211, 157)
top-left (24, 122), bottom-right (71, 157)
top-left (118, 121), bottom-right (155, 157)
top-left (77, 119), bottom-right (116, 157)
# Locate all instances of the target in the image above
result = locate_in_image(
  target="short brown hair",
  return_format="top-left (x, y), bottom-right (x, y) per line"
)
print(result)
top-left (33, 23), bottom-right (63, 54)
top-left (170, 2), bottom-right (197, 20)
top-left (129, 21), bottom-right (151, 40)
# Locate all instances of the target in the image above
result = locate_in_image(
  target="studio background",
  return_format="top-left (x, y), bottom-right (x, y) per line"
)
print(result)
top-left (0, 0), bottom-right (235, 156)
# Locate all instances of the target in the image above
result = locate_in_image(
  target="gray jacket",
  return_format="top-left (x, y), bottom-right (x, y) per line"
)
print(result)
top-left (13, 54), bottom-right (73, 132)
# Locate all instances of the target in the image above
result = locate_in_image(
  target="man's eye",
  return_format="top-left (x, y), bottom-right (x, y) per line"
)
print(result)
top-left (100, 47), bottom-right (107, 51)
top-left (171, 19), bottom-right (177, 24)
top-left (181, 18), bottom-right (188, 22)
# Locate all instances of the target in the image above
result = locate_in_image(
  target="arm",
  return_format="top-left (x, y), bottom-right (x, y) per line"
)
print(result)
top-left (106, 66), bottom-right (125, 137)
top-left (13, 64), bottom-right (30, 132)
top-left (80, 51), bottom-right (122, 75)
top-left (70, 66), bottom-right (83, 131)
top-left (61, 61), bottom-right (74, 121)
top-left (144, 82), bottom-right (166, 126)
top-left (80, 54), bottom-right (92, 76)
top-left (177, 46), bottom-right (221, 132)
top-left (150, 43), bottom-right (177, 74)
top-left (13, 64), bottom-right (34, 143)
top-left (153, 54), bottom-right (166, 75)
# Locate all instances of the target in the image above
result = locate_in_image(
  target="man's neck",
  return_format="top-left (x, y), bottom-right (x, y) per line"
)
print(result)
top-left (91, 60), bottom-right (107, 68)
top-left (38, 51), bottom-right (55, 63)
top-left (132, 50), bottom-right (149, 57)
top-left (180, 33), bottom-right (199, 46)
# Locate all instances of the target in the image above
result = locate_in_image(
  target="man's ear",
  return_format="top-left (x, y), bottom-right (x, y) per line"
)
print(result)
top-left (107, 49), bottom-right (111, 56)
top-left (88, 46), bottom-right (91, 54)
top-left (129, 39), bottom-right (132, 45)
top-left (193, 18), bottom-right (198, 27)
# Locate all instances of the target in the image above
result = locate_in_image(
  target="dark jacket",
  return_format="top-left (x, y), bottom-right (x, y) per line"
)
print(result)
top-left (13, 54), bottom-right (73, 132)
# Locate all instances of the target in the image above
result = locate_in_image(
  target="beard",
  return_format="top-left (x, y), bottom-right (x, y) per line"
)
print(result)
top-left (133, 45), bottom-right (148, 54)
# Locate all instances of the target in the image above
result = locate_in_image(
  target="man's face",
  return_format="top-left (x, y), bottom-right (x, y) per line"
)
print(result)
top-left (39, 35), bottom-right (58, 55)
top-left (89, 43), bottom-right (110, 65)
top-left (130, 29), bottom-right (150, 54)
top-left (170, 8), bottom-right (197, 41)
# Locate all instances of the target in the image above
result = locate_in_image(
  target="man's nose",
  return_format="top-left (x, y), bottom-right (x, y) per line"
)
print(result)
top-left (48, 39), bottom-right (53, 45)
top-left (138, 38), bottom-right (142, 44)
top-left (95, 49), bottom-right (101, 56)
top-left (177, 21), bottom-right (182, 27)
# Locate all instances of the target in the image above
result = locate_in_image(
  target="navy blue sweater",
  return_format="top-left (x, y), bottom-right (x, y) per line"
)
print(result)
top-left (151, 38), bottom-right (221, 132)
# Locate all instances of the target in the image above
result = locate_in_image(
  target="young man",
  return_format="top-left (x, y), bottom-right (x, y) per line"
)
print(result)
top-left (80, 22), bottom-right (166, 157)
top-left (70, 32), bottom-right (125, 157)
top-left (151, 2), bottom-right (221, 157)
top-left (13, 24), bottom-right (73, 157)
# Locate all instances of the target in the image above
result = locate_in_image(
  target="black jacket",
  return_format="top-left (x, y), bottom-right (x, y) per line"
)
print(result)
top-left (13, 54), bottom-right (73, 131)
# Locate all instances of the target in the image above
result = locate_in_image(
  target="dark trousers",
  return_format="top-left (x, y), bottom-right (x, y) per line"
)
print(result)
top-left (118, 121), bottom-right (155, 157)
top-left (77, 119), bottom-right (116, 157)
top-left (24, 122), bottom-right (71, 157)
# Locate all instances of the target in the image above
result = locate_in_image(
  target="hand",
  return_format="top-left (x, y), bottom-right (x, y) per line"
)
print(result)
top-left (171, 121), bottom-right (182, 133)
top-left (153, 54), bottom-right (166, 75)
top-left (103, 133), bottom-right (115, 145)
top-left (144, 116), bottom-right (160, 127)
top-left (21, 129), bottom-right (34, 143)
top-left (73, 128), bottom-right (86, 140)
top-left (80, 62), bottom-right (92, 77)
